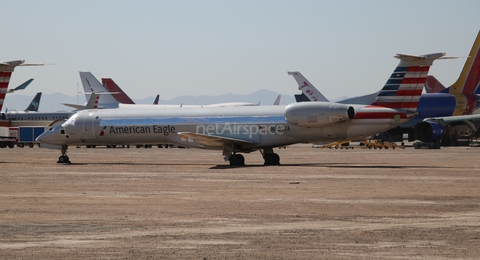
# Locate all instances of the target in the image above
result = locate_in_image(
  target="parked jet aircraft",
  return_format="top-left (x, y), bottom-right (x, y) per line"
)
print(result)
top-left (64, 72), bottom-right (261, 109)
top-left (2, 93), bottom-right (100, 126)
top-left (290, 31), bottom-right (480, 143)
top-left (37, 52), bottom-right (445, 165)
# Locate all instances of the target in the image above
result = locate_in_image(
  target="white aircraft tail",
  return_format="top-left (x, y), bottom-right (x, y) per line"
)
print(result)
top-left (273, 95), bottom-right (281, 105)
top-left (287, 71), bottom-right (329, 102)
top-left (79, 72), bottom-right (119, 108)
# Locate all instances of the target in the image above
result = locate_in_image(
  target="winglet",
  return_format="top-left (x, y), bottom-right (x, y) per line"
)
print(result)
top-left (287, 71), bottom-right (329, 102)
top-left (153, 94), bottom-right (159, 105)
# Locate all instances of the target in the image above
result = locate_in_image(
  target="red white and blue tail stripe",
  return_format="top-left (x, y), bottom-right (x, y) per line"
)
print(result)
top-left (0, 60), bottom-right (25, 112)
top-left (371, 53), bottom-right (446, 115)
top-left (0, 71), bottom-right (12, 112)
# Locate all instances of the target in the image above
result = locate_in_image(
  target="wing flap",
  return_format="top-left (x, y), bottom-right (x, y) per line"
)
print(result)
top-left (178, 132), bottom-right (257, 148)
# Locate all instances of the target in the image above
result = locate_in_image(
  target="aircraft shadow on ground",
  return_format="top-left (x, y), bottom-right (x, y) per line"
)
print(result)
top-left (210, 163), bottom-right (449, 169)
top-left (52, 162), bottom-right (450, 170)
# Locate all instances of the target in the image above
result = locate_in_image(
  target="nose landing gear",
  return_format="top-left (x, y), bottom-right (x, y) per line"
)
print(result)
top-left (57, 145), bottom-right (71, 164)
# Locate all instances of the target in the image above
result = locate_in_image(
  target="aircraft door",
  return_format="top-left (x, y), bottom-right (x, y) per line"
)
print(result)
top-left (83, 112), bottom-right (96, 139)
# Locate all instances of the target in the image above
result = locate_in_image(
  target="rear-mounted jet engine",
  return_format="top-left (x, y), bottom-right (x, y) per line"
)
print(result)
top-left (284, 102), bottom-right (355, 127)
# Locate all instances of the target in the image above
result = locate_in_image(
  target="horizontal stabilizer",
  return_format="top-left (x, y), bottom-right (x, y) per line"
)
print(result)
top-left (395, 52), bottom-right (452, 66)
top-left (62, 103), bottom-right (85, 109)
top-left (8, 78), bottom-right (33, 93)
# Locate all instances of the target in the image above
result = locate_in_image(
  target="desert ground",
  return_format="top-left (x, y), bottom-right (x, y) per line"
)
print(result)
top-left (1, 144), bottom-right (480, 259)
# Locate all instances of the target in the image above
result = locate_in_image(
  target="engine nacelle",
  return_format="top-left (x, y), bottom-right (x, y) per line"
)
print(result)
top-left (413, 121), bottom-right (445, 142)
top-left (284, 102), bottom-right (355, 127)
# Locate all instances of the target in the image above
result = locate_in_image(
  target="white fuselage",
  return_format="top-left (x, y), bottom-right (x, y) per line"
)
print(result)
top-left (37, 103), bottom-right (409, 151)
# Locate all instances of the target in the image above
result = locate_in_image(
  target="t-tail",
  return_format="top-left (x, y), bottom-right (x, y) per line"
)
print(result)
top-left (79, 72), bottom-right (119, 108)
top-left (25, 92), bottom-right (42, 111)
top-left (371, 52), bottom-right (447, 115)
top-left (287, 71), bottom-right (329, 102)
top-left (101, 78), bottom-right (136, 104)
top-left (0, 60), bottom-right (25, 112)
top-left (443, 31), bottom-right (480, 95)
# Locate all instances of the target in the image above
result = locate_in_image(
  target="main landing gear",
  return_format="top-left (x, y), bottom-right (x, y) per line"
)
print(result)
top-left (229, 154), bottom-right (245, 166)
top-left (57, 145), bottom-right (71, 164)
top-left (262, 148), bottom-right (280, 165)
top-left (226, 148), bottom-right (280, 166)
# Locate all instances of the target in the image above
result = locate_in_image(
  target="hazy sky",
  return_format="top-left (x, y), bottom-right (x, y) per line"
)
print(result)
top-left (3, 0), bottom-right (480, 101)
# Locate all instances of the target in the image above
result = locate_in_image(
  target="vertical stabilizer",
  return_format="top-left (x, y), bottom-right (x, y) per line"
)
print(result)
top-left (85, 93), bottom-right (100, 109)
top-left (79, 72), bottom-right (119, 108)
top-left (25, 92), bottom-right (42, 111)
top-left (101, 78), bottom-right (135, 104)
top-left (287, 71), bottom-right (329, 102)
top-left (273, 95), bottom-right (281, 105)
top-left (449, 31), bottom-right (480, 95)
top-left (371, 53), bottom-right (446, 114)
top-left (425, 75), bottom-right (446, 93)
top-left (0, 60), bottom-right (25, 111)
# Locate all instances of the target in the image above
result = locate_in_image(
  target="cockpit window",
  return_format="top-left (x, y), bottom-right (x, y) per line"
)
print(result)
top-left (63, 113), bottom-right (78, 126)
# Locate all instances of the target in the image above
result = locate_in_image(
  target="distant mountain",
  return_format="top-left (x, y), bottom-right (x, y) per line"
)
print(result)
top-left (3, 90), bottom-right (298, 112)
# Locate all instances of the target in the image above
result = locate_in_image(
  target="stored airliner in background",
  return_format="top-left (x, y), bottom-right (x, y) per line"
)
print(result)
top-left (290, 31), bottom-right (480, 144)
top-left (37, 52), bottom-right (445, 165)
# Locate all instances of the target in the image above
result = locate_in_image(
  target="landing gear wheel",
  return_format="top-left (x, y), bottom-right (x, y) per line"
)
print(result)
top-left (264, 153), bottom-right (280, 165)
top-left (57, 145), bottom-right (71, 164)
top-left (57, 155), bottom-right (70, 164)
top-left (229, 154), bottom-right (245, 166)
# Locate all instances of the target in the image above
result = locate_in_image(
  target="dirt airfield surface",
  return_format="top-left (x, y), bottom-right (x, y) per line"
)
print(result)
top-left (1, 144), bottom-right (480, 259)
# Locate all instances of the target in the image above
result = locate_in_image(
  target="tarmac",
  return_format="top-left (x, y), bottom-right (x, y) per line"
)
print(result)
top-left (1, 144), bottom-right (480, 259)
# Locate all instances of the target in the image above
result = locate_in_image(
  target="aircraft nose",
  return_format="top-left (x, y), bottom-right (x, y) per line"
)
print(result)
top-left (36, 130), bottom-right (50, 143)
top-left (36, 127), bottom-right (59, 144)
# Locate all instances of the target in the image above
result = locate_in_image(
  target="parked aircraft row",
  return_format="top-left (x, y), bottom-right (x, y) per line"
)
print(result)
top-left (290, 31), bottom-right (480, 145)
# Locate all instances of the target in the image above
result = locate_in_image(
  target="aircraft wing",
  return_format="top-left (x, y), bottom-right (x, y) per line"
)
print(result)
top-left (62, 103), bottom-right (85, 109)
top-left (424, 114), bottom-right (480, 131)
top-left (426, 114), bottom-right (480, 124)
top-left (178, 132), bottom-right (257, 148)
